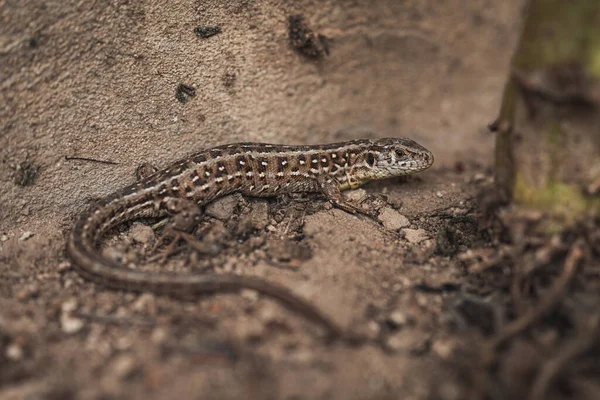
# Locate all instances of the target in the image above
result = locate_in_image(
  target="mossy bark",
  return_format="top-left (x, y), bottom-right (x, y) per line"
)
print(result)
top-left (494, 0), bottom-right (600, 224)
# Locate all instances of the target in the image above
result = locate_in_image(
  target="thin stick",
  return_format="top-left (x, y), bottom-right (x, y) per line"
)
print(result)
top-left (65, 156), bottom-right (119, 165)
top-left (528, 317), bottom-right (600, 400)
top-left (484, 242), bottom-right (584, 363)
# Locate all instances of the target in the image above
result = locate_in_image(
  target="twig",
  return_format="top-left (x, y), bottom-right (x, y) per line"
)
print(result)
top-left (65, 156), bottom-right (119, 165)
top-left (528, 316), bottom-right (600, 400)
top-left (484, 242), bottom-right (584, 363)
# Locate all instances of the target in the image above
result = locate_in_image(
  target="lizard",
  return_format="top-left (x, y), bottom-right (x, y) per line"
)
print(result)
top-left (66, 138), bottom-right (434, 340)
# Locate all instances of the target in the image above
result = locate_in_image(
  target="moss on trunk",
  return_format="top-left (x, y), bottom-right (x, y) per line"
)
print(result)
top-left (494, 0), bottom-right (600, 223)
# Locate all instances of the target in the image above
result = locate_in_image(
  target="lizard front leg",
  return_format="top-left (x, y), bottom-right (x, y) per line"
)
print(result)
top-left (316, 175), bottom-right (376, 217)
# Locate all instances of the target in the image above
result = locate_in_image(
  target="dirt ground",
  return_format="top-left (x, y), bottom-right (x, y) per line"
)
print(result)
top-left (1, 1), bottom-right (525, 399)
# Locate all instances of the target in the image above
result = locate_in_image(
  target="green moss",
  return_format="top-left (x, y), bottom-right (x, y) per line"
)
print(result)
top-left (546, 120), bottom-right (562, 181)
top-left (588, 48), bottom-right (600, 80)
top-left (496, 0), bottom-right (600, 223)
top-left (513, 171), bottom-right (600, 222)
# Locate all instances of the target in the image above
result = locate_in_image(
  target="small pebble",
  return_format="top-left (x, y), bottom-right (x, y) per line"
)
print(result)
top-left (256, 302), bottom-right (279, 323)
top-left (16, 283), bottom-right (39, 300)
top-left (61, 298), bottom-right (79, 313)
top-left (6, 343), bottom-right (24, 361)
top-left (387, 311), bottom-right (410, 328)
top-left (248, 200), bottom-right (269, 230)
top-left (60, 298), bottom-right (84, 334)
top-left (205, 195), bottom-right (239, 220)
top-left (132, 293), bottom-right (157, 314)
top-left (61, 313), bottom-right (84, 334)
top-left (110, 354), bottom-right (137, 379)
top-left (241, 289), bottom-right (259, 302)
top-left (266, 225), bottom-right (277, 232)
top-left (57, 261), bottom-right (71, 272)
top-left (432, 339), bottom-right (457, 360)
top-left (344, 188), bottom-right (367, 202)
top-left (18, 231), bottom-right (34, 241)
top-left (435, 191), bottom-right (444, 198)
top-left (473, 173), bottom-right (486, 183)
top-left (194, 25), bottom-right (221, 39)
top-left (368, 321), bottom-right (381, 335)
top-left (377, 207), bottom-right (410, 230)
top-left (386, 333), bottom-right (415, 351)
top-left (388, 197), bottom-right (404, 209)
top-left (151, 327), bottom-right (169, 344)
top-left (402, 228), bottom-right (429, 244)
top-left (129, 223), bottom-right (155, 246)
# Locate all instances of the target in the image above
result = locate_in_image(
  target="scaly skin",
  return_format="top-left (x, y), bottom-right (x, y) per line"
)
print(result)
top-left (66, 138), bottom-right (434, 340)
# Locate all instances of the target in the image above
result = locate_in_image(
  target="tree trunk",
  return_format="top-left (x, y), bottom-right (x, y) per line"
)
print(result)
top-left (493, 0), bottom-right (600, 224)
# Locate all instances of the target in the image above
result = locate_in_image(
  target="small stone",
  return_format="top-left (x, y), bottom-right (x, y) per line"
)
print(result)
top-left (386, 333), bottom-right (417, 351)
top-left (256, 302), bottom-right (279, 323)
top-left (16, 283), bottom-right (39, 300)
top-left (402, 228), bottom-right (429, 244)
top-left (241, 289), bottom-right (259, 302)
top-left (344, 188), bottom-right (367, 202)
top-left (205, 194), bottom-right (239, 220)
top-left (377, 208), bottom-right (410, 230)
top-left (129, 223), bottom-right (155, 246)
top-left (103, 247), bottom-right (124, 262)
top-left (1, 234), bottom-right (8, 242)
top-left (110, 354), bottom-right (137, 379)
top-left (151, 327), bottom-right (169, 344)
top-left (248, 200), bottom-right (269, 230)
top-left (388, 197), bottom-right (404, 209)
top-left (432, 339), bottom-right (457, 360)
top-left (386, 311), bottom-right (411, 329)
top-left (435, 191), bottom-right (444, 198)
top-left (6, 343), bottom-right (23, 361)
top-left (132, 293), bottom-right (157, 314)
top-left (473, 173), bottom-right (486, 183)
top-left (57, 261), bottom-right (71, 272)
top-left (116, 336), bottom-right (133, 351)
top-left (60, 298), bottom-right (84, 334)
top-left (18, 231), bottom-right (34, 241)
top-left (61, 298), bottom-right (79, 313)
top-left (194, 25), bottom-right (221, 39)
top-left (367, 321), bottom-right (381, 335)
top-left (61, 313), bottom-right (84, 334)
top-left (238, 317), bottom-right (265, 341)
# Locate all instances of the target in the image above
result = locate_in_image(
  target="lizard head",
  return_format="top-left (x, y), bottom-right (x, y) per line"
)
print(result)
top-left (365, 137), bottom-right (433, 177)
top-left (345, 137), bottom-right (434, 188)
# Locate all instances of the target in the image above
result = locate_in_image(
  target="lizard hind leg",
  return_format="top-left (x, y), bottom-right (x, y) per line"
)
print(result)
top-left (152, 198), bottom-right (219, 261)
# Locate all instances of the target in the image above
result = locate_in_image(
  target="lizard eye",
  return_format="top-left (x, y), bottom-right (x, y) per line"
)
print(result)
top-left (366, 153), bottom-right (375, 167)
top-left (395, 150), bottom-right (405, 158)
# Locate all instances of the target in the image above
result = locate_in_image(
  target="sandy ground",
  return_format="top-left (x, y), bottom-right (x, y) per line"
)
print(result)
top-left (1, 1), bottom-right (523, 399)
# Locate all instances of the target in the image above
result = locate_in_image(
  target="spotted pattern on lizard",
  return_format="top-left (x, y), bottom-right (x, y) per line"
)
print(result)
top-left (66, 138), bottom-right (434, 340)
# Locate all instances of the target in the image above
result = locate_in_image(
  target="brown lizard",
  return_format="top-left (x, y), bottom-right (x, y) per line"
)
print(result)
top-left (66, 138), bottom-right (434, 340)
